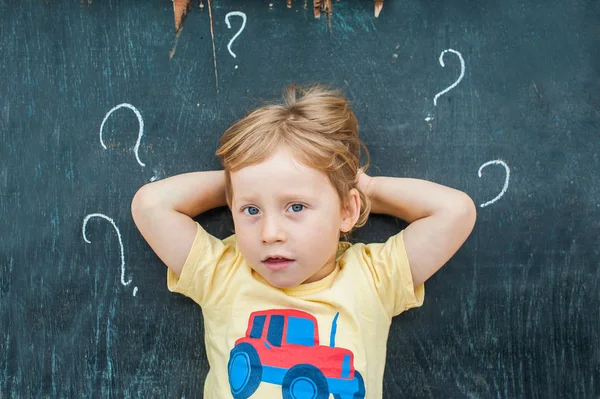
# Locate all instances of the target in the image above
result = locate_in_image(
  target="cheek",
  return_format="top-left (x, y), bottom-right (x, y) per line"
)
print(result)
top-left (314, 210), bottom-right (341, 234)
top-left (236, 237), bottom-right (259, 270)
top-left (232, 222), bottom-right (254, 255)
top-left (302, 215), bottom-right (339, 250)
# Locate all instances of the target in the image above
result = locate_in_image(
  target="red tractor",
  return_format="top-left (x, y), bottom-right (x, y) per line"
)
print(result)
top-left (227, 309), bottom-right (365, 399)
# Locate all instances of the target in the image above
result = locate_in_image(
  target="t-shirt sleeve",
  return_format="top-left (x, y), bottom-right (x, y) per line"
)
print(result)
top-left (361, 230), bottom-right (425, 318)
top-left (166, 222), bottom-right (238, 307)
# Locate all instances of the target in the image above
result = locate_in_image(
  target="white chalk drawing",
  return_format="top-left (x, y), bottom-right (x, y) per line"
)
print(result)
top-left (99, 103), bottom-right (145, 167)
top-left (433, 49), bottom-right (465, 106)
top-left (225, 11), bottom-right (247, 69)
top-left (478, 160), bottom-right (510, 208)
top-left (82, 213), bottom-right (138, 296)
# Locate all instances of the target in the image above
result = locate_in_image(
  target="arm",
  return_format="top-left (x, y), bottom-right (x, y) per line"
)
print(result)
top-left (358, 172), bottom-right (476, 287)
top-left (131, 170), bottom-right (227, 276)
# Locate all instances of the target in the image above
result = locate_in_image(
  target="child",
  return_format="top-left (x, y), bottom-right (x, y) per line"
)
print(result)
top-left (131, 84), bottom-right (476, 399)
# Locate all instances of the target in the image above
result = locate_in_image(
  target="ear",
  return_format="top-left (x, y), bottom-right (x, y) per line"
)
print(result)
top-left (340, 188), bottom-right (361, 233)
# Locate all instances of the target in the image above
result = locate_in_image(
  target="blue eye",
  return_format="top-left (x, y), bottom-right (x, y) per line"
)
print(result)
top-left (243, 206), bottom-right (259, 216)
top-left (289, 204), bottom-right (304, 213)
top-left (242, 204), bottom-right (304, 215)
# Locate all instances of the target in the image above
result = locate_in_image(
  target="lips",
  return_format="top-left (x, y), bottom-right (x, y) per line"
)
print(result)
top-left (263, 257), bottom-right (291, 262)
top-left (262, 257), bottom-right (294, 271)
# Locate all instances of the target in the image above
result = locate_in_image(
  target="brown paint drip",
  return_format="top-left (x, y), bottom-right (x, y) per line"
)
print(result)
top-left (171, 0), bottom-right (385, 33)
top-left (207, 0), bottom-right (219, 92)
top-left (313, 0), bottom-right (330, 18)
top-left (314, 0), bottom-right (384, 18)
top-left (374, 1), bottom-right (384, 17)
top-left (173, 0), bottom-right (193, 33)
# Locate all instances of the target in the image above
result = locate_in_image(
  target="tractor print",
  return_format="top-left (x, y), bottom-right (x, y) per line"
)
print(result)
top-left (227, 309), bottom-right (365, 399)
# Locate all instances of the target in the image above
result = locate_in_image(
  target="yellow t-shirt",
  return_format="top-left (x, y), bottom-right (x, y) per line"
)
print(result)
top-left (167, 222), bottom-right (424, 399)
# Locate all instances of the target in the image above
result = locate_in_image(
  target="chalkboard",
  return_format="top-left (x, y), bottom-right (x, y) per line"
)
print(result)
top-left (2, 0), bottom-right (599, 397)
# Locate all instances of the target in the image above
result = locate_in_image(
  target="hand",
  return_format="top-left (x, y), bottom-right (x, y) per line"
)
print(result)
top-left (356, 169), bottom-right (374, 199)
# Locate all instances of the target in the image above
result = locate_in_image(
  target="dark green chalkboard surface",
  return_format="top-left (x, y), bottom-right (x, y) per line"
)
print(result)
top-left (2, 0), bottom-right (599, 397)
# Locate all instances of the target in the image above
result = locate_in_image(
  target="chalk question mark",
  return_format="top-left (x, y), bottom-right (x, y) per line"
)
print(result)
top-left (478, 159), bottom-right (510, 208)
top-left (99, 103), bottom-right (162, 181)
top-left (82, 213), bottom-right (138, 296)
top-left (225, 11), bottom-right (247, 69)
top-left (100, 103), bottom-right (145, 167)
top-left (425, 49), bottom-right (465, 122)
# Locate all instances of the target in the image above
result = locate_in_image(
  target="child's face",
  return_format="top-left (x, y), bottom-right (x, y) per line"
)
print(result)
top-left (230, 146), bottom-right (356, 289)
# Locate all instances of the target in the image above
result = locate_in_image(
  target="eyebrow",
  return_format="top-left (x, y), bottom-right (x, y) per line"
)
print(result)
top-left (235, 193), bottom-right (316, 203)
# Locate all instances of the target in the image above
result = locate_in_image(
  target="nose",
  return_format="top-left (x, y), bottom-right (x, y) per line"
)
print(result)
top-left (261, 214), bottom-right (286, 243)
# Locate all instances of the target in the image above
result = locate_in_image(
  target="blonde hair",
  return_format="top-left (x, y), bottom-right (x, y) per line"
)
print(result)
top-left (215, 83), bottom-right (371, 240)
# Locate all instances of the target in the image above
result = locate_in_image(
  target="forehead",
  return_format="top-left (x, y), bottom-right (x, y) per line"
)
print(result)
top-left (230, 148), bottom-right (333, 200)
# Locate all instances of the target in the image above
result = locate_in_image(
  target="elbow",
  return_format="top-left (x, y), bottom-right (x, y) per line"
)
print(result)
top-left (131, 184), bottom-right (155, 221)
top-left (459, 193), bottom-right (477, 234)
top-left (443, 192), bottom-right (477, 236)
top-left (131, 186), bottom-right (145, 222)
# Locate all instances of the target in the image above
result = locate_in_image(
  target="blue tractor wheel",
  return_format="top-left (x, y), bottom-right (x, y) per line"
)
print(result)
top-left (282, 364), bottom-right (329, 399)
top-left (227, 343), bottom-right (262, 399)
top-left (333, 370), bottom-right (365, 399)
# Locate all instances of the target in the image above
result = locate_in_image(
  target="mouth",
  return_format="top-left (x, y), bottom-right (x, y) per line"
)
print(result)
top-left (262, 257), bottom-right (294, 271)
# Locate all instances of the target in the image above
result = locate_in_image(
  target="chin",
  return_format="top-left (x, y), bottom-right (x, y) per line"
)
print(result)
top-left (263, 274), bottom-right (303, 289)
